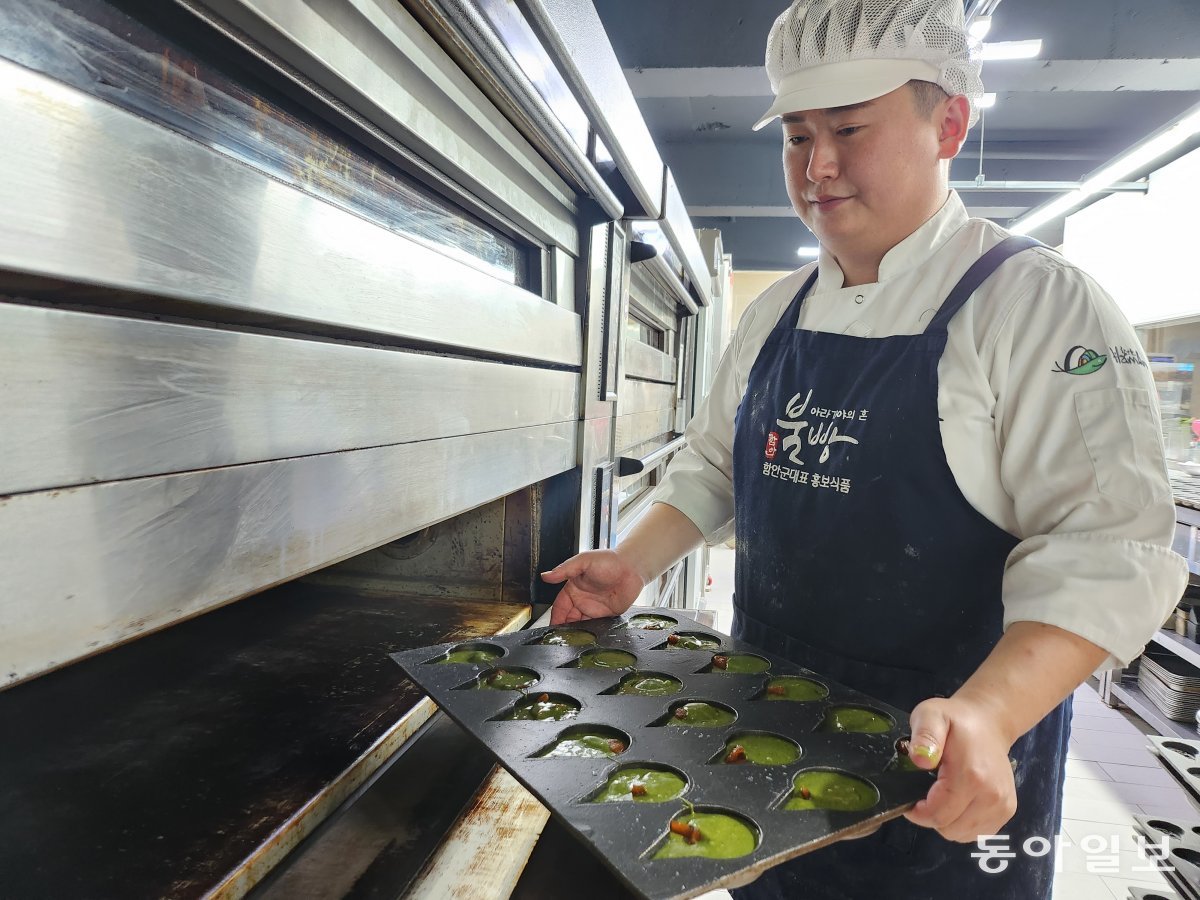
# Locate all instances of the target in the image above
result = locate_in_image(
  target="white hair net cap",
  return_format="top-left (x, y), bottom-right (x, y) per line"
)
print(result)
top-left (754, 0), bottom-right (985, 130)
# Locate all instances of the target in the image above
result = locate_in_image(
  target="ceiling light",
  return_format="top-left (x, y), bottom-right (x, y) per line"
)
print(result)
top-left (969, 16), bottom-right (993, 40)
top-left (981, 40), bottom-right (1042, 61)
top-left (1011, 105), bottom-right (1200, 236)
top-left (796, 247), bottom-right (819, 258)
top-left (978, 93), bottom-right (997, 109)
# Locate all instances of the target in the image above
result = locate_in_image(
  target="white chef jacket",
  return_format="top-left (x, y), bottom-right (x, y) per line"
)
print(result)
top-left (655, 191), bottom-right (1187, 670)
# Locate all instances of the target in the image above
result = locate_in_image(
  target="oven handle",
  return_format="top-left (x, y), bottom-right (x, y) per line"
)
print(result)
top-left (617, 435), bottom-right (686, 477)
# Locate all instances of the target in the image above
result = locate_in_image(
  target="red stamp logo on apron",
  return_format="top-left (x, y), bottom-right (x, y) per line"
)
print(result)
top-left (765, 431), bottom-right (779, 460)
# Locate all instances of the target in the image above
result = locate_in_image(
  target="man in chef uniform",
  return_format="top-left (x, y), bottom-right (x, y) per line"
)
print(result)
top-left (544, 0), bottom-right (1187, 895)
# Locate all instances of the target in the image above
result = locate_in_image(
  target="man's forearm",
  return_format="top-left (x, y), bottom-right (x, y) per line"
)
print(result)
top-left (616, 502), bottom-right (705, 586)
top-left (952, 621), bottom-right (1108, 747)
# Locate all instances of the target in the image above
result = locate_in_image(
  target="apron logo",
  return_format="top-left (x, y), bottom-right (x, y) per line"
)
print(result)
top-left (765, 431), bottom-right (779, 461)
top-left (775, 389), bottom-right (862, 466)
top-left (1052, 345), bottom-right (1107, 376)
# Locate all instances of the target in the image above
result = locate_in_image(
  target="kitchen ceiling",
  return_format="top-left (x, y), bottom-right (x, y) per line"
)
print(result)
top-left (593, 0), bottom-right (1200, 270)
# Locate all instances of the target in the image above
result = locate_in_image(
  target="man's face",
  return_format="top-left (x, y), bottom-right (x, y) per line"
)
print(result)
top-left (781, 85), bottom-right (949, 266)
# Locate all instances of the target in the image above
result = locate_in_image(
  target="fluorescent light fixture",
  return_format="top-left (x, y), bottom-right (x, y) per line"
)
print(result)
top-left (797, 246), bottom-right (819, 258)
top-left (981, 39), bottom-right (1042, 61)
top-left (1011, 105), bottom-right (1200, 236)
top-left (969, 15), bottom-right (993, 40)
top-left (978, 93), bottom-right (997, 109)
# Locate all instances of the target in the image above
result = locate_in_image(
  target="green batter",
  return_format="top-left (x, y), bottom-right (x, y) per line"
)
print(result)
top-left (666, 702), bottom-right (736, 727)
top-left (613, 672), bottom-right (683, 696)
top-left (652, 812), bottom-right (758, 860)
top-left (436, 644), bottom-right (503, 665)
top-left (536, 731), bottom-right (627, 759)
top-left (819, 706), bottom-right (894, 734)
top-left (536, 629), bottom-right (597, 647)
top-left (709, 653), bottom-right (771, 674)
top-left (761, 676), bottom-right (829, 701)
top-left (888, 752), bottom-right (923, 773)
top-left (625, 614), bottom-right (677, 630)
top-left (784, 771), bottom-right (879, 811)
top-left (476, 667), bottom-right (539, 691)
top-left (575, 648), bottom-right (637, 669)
top-left (663, 633), bottom-right (721, 651)
top-left (501, 693), bottom-right (579, 721)
top-left (590, 767), bottom-right (687, 803)
top-left (719, 733), bottom-right (800, 766)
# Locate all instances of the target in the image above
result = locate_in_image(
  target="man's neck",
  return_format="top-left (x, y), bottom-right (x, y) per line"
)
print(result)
top-left (828, 188), bottom-right (951, 288)
top-left (835, 256), bottom-right (881, 288)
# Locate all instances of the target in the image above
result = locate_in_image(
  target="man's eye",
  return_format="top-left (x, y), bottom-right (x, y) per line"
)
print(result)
top-left (787, 135), bottom-right (809, 146)
top-left (837, 126), bottom-right (862, 137)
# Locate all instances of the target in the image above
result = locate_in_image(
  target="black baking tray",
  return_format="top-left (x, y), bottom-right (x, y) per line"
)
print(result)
top-left (1151, 737), bottom-right (1200, 805)
top-left (1128, 888), bottom-right (1184, 900)
top-left (391, 608), bottom-right (935, 900)
top-left (1136, 811), bottom-right (1200, 899)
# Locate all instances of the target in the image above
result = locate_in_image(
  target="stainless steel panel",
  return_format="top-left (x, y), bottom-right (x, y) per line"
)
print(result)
top-left (614, 487), bottom-right (657, 547)
top-left (630, 261), bottom-right (687, 331)
top-left (190, 0), bottom-right (579, 253)
top-left (618, 379), bottom-right (676, 418)
top-left (0, 59), bottom-right (581, 366)
top-left (518, 0), bottom-right (665, 219)
top-left (614, 408), bottom-right (675, 455)
top-left (616, 436), bottom-right (685, 477)
top-left (421, 0), bottom-right (622, 220)
top-left (681, 547), bottom-right (705, 611)
top-left (0, 422), bottom-right (576, 687)
top-left (623, 342), bottom-right (677, 385)
top-left (661, 169), bottom-right (713, 308)
top-left (580, 222), bottom-right (618, 419)
top-left (575, 416), bottom-right (616, 553)
top-left (2, 305), bottom-right (579, 495)
top-left (4, 0), bottom-right (529, 288)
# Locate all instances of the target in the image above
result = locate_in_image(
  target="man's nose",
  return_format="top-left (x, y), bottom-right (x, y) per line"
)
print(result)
top-left (806, 136), bottom-right (839, 182)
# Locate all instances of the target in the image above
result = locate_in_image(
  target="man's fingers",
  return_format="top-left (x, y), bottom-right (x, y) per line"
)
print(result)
top-left (540, 562), bottom-right (580, 584)
top-left (907, 701), bottom-right (950, 770)
top-left (904, 770), bottom-right (971, 831)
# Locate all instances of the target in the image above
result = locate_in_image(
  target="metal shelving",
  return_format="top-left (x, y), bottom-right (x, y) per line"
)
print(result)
top-left (1109, 681), bottom-right (1197, 741)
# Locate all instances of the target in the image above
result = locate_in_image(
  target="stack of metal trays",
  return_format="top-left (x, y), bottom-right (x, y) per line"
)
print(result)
top-left (1140, 649), bottom-right (1200, 723)
top-left (392, 608), bottom-right (935, 900)
top-left (1133, 814), bottom-right (1200, 900)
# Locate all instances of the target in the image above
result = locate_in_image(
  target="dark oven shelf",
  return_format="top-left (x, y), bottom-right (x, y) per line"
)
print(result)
top-left (0, 581), bottom-right (529, 898)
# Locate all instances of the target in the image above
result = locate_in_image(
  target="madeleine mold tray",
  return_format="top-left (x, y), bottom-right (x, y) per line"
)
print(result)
top-left (1151, 737), bottom-right (1200, 805)
top-left (391, 608), bottom-right (935, 900)
top-left (1127, 888), bottom-right (1183, 900)
top-left (1135, 810), bottom-right (1200, 900)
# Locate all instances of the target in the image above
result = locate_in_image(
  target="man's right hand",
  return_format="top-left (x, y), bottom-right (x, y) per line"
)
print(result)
top-left (541, 551), bottom-right (646, 625)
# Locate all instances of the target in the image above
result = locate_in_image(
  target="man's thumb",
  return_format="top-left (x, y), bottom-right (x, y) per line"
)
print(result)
top-left (907, 700), bottom-right (949, 770)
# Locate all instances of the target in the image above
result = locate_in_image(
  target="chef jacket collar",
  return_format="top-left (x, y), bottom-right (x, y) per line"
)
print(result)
top-left (816, 190), bottom-right (970, 292)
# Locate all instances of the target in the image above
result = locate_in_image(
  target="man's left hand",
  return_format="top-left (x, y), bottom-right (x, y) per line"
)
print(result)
top-left (902, 696), bottom-right (1017, 843)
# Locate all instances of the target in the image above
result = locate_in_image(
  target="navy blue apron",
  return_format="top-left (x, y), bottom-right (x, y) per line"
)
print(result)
top-left (731, 236), bottom-right (1071, 900)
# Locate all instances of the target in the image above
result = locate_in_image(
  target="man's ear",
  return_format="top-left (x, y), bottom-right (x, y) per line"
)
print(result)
top-left (937, 95), bottom-right (972, 160)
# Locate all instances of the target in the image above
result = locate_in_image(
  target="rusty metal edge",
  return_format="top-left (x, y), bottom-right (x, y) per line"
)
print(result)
top-left (203, 603), bottom-right (533, 900)
top-left (403, 766), bottom-right (551, 900)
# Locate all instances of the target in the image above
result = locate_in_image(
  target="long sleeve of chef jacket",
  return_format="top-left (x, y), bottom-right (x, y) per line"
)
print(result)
top-left (655, 191), bottom-right (1187, 671)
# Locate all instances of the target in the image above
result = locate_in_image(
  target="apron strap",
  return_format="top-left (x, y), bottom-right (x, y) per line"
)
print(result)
top-left (923, 235), bottom-right (1043, 335)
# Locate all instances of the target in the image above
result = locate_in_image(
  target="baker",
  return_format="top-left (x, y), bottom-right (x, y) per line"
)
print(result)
top-left (543, 0), bottom-right (1187, 896)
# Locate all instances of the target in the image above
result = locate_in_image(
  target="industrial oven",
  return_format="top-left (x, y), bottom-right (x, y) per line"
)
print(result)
top-left (0, 0), bottom-right (726, 896)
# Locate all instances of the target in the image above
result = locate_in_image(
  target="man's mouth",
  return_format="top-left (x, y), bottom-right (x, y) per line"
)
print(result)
top-left (810, 195), bottom-right (851, 211)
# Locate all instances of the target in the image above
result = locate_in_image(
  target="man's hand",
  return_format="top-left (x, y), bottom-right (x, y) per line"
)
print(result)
top-left (899, 622), bottom-right (1105, 843)
top-left (541, 550), bottom-right (646, 624)
top-left (903, 696), bottom-right (1017, 843)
